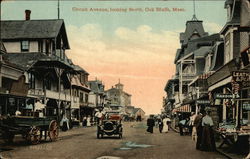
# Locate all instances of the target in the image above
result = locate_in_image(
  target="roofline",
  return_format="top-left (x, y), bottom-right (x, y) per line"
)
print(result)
top-left (1, 19), bottom-right (70, 49)
top-left (176, 52), bottom-right (194, 63)
top-left (220, 23), bottom-right (240, 35)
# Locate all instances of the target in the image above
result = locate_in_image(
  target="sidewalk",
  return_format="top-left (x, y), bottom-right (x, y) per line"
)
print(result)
top-left (215, 142), bottom-right (246, 159)
top-left (171, 126), bottom-right (248, 159)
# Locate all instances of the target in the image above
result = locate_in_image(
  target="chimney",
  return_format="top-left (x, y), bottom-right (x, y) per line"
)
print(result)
top-left (25, 10), bottom-right (31, 20)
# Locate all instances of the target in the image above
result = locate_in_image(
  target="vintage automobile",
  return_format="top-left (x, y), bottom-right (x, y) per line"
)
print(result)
top-left (97, 112), bottom-right (123, 139)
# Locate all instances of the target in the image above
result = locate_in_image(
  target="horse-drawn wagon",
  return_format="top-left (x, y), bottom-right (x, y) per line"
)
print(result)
top-left (0, 116), bottom-right (59, 144)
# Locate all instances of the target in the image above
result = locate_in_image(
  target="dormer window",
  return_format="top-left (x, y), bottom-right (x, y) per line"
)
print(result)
top-left (21, 41), bottom-right (29, 52)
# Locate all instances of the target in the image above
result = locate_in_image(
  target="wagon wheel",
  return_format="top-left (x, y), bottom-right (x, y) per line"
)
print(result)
top-left (26, 126), bottom-right (41, 144)
top-left (48, 120), bottom-right (59, 141)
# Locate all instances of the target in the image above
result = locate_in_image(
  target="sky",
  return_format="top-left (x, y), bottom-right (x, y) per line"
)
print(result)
top-left (2, 0), bottom-right (227, 115)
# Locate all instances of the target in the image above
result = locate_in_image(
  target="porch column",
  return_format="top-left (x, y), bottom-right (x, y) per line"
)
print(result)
top-left (69, 73), bottom-right (72, 122)
top-left (55, 68), bottom-right (63, 120)
top-left (222, 88), bottom-right (227, 121)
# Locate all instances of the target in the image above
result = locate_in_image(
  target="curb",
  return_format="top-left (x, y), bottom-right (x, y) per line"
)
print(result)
top-left (216, 149), bottom-right (233, 159)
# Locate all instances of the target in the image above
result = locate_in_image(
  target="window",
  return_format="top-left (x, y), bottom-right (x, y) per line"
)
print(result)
top-left (85, 94), bottom-right (88, 103)
top-left (21, 41), bottom-right (29, 52)
top-left (38, 41), bottom-right (43, 52)
top-left (28, 73), bottom-right (35, 89)
top-left (80, 92), bottom-right (84, 102)
top-left (44, 79), bottom-right (51, 90)
top-left (45, 40), bottom-right (50, 55)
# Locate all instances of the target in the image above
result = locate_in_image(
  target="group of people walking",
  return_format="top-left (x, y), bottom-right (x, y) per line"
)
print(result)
top-left (146, 115), bottom-right (171, 133)
top-left (146, 107), bottom-right (216, 152)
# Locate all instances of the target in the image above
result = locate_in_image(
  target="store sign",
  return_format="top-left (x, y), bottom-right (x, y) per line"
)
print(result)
top-left (196, 100), bottom-right (210, 105)
top-left (215, 94), bottom-right (240, 99)
top-left (232, 71), bottom-right (250, 87)
top-left (243, 102), bottom-right (250, 111)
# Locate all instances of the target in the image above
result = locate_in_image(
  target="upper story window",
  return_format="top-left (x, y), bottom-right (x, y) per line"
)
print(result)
top-left (28, 72), bottom-right (35, 89)
top-left (21, 41), bottom-right (29, 52)
top-left (44, 79), bottom-right (51, 90)
top-left (182, 64), bottom-right (195, 74)
top-left (85, 94), bottom-right (88, 103)
top-left (80, 92), bottom-right (84, 102)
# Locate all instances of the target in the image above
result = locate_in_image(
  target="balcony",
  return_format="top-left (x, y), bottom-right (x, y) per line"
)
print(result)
top-left (181, 73), bottom-right (196, 81)
top-left (46, 90), bottom-right (71, 101)
top-left (28, 89), bottom-right (71, 101)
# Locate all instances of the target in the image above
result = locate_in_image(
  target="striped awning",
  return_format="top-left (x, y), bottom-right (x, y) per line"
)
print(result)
top-left (172, 104), bottom-right (191, 113)
top-left (198, 71), bottom-right (214, 80)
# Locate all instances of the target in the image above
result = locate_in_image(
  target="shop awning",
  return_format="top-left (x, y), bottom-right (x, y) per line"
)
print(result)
top-left (189, 71), bottom-right (214, 86)
top-left (208, 76), bottom-right (232, 91)
top-left (172, 104), bottom-right (191, 113)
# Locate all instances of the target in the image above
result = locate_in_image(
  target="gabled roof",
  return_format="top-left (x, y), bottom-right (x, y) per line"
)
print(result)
top-left (181, 20), bottom-right (208, 45)
top-left (1, 19), bottom-right (70, 49)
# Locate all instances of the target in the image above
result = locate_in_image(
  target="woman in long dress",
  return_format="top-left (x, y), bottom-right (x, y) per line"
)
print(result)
top-left (200, 110), bottom-right (216, 151)
top-left (162, 117), bottom-right (169, 133)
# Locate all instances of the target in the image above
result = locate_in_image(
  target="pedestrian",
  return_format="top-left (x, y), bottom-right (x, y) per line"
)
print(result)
top-left (82, 116), bottom-right (87, 127)
top-left (61, 115), bottom-right (69, 131)
top-left (146, 115), bottom-right (155, 133)
top-left (189, 112), bottom-right (195, 137)
top-left (200, 108), bottom-right (216, 151)
top-left (158, 118), bottom-right (163, 133)
top-left (178, 119), bottom-right (186, 136)
top-left (162, 117), bottom-right (169, 133)
top-left (194, 111), bottom-right (203, 150)
top-left (166, 116), bottom-right (171, 131)
top-left (87, 115), bottom-right (91, 127)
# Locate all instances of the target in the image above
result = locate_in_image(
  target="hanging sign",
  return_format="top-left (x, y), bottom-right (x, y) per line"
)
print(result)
top-left (232, 71), bottom-right (250, 87)
top-left (196, 100), bottom-right (210, 105)
top-left (215, 94), bottom-right (240, 99)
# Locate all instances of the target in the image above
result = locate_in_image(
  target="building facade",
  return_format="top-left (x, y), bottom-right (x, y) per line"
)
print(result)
top-left (0, 10), bottom-right (90, 125)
